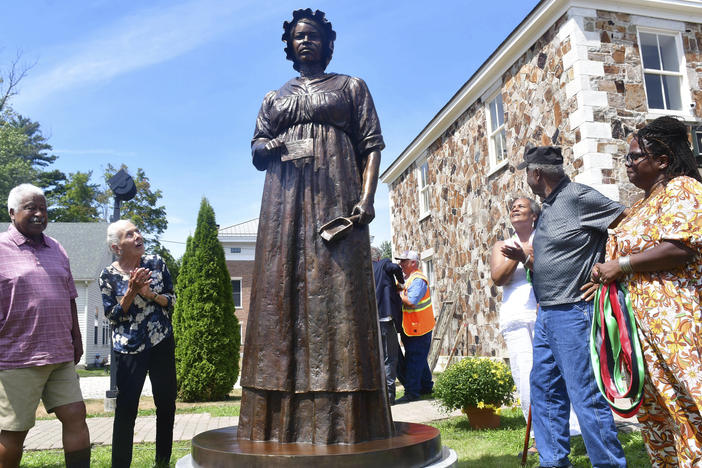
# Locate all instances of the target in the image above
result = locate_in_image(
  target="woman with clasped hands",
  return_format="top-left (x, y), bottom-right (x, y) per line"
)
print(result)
top-left (590, 116), bottom-right (702, 467)
top-left (99, 220), bottom-right (176, 468)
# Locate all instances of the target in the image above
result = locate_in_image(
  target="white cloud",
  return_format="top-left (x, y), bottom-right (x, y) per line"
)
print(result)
top-left (15, 0), bottom-right (254, 105)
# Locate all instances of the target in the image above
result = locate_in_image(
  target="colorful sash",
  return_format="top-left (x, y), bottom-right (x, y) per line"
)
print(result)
top-left (589, 282), bottom-right (645, 418)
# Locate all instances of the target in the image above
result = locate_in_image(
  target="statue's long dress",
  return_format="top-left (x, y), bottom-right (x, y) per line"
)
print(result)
top-left (237, 73), bottom-right (394, 444)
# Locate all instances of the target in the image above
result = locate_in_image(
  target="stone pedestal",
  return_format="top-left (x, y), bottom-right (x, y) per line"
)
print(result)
top-left (176, 421), bottom-right (457, 467)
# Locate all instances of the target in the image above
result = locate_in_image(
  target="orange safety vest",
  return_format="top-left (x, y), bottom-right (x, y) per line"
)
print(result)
top-left (402, 271), bottom-right (435, 336)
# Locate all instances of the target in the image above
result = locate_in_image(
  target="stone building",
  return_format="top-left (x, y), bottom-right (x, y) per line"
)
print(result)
top-left (218, 218), bottom-right (258, 344)
top-left (380, 0), bottom-right (702, 358)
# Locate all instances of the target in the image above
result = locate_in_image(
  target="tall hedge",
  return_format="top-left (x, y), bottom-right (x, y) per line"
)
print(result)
top-left (173, 198), bottom-right (240, 401)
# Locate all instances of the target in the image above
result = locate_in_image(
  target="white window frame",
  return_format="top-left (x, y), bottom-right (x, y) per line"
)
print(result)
top-left (230, 277), bottom-right (242, 309)
top-left (636, 27), bottom-right (692, 116)
top-left (486, 91), bottom-right (508, 173)
top-left (421, 248), bottom-right (437, 315)
top-left (417, 158), bottom-right (431, 220)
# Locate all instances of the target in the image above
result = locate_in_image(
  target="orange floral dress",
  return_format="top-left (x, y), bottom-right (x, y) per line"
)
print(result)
top-left (606, 176), bottom-right (702, 468)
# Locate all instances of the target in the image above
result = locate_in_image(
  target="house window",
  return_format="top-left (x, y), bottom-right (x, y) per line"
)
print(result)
top-left (418, 160), bottom-right (430, 217)
top-left (231, 278), bottom-right (242, 308)
top-left (638, 30), bottom-right (685, 111)
top-left (487, 93), bottom-right (507, 169)
top-left (230, 247), bottom-right (241, 253)
top-left (94, 321), bottom-right (98, 345)
top-left (102, 321), bottom-right (109, 345)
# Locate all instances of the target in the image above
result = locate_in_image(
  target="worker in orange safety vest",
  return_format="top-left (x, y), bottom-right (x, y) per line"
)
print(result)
top-left (395, 250), bottom-right (435, 404)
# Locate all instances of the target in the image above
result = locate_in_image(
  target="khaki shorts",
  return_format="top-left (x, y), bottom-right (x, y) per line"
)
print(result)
top-left (0, 361), bottom-right (84, 431)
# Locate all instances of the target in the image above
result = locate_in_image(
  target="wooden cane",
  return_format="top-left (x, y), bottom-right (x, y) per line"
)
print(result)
top-left (521, 405), bottom-right (532, 467)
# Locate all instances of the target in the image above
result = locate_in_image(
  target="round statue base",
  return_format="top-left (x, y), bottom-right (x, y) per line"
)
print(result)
top-left (176, 421), bottom-right (456, 468)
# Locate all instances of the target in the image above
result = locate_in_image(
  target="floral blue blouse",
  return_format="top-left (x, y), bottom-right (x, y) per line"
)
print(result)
top-left (99, 254), bottom-right (175, 354)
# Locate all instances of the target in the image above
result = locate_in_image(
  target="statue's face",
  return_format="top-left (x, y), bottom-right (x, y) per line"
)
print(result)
top-left (291, 20), bottom-right (323, 65)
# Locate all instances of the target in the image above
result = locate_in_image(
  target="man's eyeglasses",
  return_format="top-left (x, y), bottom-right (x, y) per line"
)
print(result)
top-left (624, 152), bottom-right (647, 165)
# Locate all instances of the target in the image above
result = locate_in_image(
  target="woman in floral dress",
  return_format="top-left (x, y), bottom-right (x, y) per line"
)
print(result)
top-left (99, 219), bottom-right (176, 468)
top-left (591, 116), bottom-right (702, 467)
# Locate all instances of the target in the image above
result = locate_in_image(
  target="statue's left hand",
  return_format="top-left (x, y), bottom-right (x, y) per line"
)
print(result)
top-left (352, 199), bottom-right (375, 225)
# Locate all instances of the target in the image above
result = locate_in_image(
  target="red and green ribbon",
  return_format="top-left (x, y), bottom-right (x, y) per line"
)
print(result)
top-left (589, 282), bottom-right (645, 418)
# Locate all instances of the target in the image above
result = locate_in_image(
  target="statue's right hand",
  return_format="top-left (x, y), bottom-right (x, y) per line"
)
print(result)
top-left (253, 138), bottom-right (284, 160)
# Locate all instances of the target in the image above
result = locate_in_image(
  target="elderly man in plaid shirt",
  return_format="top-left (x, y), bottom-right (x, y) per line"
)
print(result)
top-left (0, 184), bottom-right (90, 468)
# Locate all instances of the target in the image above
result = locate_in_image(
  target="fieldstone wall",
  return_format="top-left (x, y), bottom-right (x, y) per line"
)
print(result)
top-left (388, 6), bottom-right (702, 359)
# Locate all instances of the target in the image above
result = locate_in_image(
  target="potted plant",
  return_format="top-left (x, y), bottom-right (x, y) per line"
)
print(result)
top-left (434, 356), bottom-right (515, 429)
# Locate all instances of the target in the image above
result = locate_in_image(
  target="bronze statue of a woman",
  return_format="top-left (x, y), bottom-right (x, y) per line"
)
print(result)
top-left (237, 9), bottom-right (393, 444)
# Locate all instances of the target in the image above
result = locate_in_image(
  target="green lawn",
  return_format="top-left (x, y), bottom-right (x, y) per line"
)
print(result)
top-left (75, 367), bottom-right (110, 378)
top-left (21, 442), bottom-right (191, 468)
top-left (431, 408), bottom-right (651, 468)
top-left (21, 408), bottom-right (650, 467)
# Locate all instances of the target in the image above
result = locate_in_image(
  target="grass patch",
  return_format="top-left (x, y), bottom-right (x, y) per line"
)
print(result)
top-left (430, 408), bottom-right (650, 467)
top-left (22, 441), bottom-right (191, 467)
top-left (75, 368), bottom-right (110, 378)
top-left (36, 396), bottom-right (241, 420)
top-left (25, 401), bottom-right (650, 467)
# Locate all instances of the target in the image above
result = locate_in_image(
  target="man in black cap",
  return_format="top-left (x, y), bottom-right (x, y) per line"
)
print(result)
top-left (507, 146), bottom-right (628, 467)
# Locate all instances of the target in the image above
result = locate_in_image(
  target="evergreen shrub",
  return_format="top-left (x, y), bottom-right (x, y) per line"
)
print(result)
top-left (173, 198), bottom-right (240, 401)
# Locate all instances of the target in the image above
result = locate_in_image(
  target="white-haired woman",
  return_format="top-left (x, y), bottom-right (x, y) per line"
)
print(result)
top-left (491, 197), bottom-right (580, 456)
top-left (98, 220), bottom-right (176, 468)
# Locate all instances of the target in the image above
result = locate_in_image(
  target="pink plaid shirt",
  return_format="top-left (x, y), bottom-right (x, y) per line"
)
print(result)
top-left (0, 224), bottom-right (78, 370)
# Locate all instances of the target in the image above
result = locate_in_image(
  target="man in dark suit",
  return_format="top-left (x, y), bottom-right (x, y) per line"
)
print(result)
top-left (371, 248), bottom-right (404, 405)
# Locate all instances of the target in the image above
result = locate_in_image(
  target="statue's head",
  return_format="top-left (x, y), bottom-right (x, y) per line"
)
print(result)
top-left (282, 9), bottom-right (336, 71)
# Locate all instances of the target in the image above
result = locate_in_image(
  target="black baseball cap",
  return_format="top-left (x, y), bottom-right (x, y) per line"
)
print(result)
top-left (516, 146), bottom-right (563, 170)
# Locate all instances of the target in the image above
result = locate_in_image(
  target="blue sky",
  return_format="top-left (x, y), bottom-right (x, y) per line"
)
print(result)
top-left (1, 0), bottom-right (539, 257)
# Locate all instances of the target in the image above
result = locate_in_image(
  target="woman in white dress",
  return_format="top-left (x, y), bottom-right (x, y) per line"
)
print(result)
top-left (490, 197), bottom-right (580, 454)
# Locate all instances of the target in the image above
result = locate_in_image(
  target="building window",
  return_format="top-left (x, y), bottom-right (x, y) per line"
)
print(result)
top-left (94, 321), bottom-right (98, 345)
top-left (102, 320), bottom-right (109, 345)
top-left (230, 247), bottom-right (241, 253)
top-left (692, 126), bottom-right (702, 167)
top-left (638, 30), bottom-right (685, 111)
top-left (231, 278), bottom-right (242, 308)
top-left (423, 257), bottom-right (435, 290)
top-left (487, 93), bottom-right (507, 169)
top-left (418, 160), bottom-right (430, 217)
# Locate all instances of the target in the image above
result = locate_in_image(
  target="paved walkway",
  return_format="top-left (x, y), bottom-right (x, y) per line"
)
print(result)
top-left (24, 398), bottom-right (640, 451)
top-left (24, 399), bottom-right (460, 450)
top-left (23, 376), bottom-right (639, 451)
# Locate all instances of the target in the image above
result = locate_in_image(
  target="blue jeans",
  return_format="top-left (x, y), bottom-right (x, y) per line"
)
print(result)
top-left (530, 301), bottom-right (626, 468)
top-left (398, 330), bottom-right (433, 399)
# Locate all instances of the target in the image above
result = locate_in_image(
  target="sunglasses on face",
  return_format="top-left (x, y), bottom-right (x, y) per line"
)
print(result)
top-left (624, 152), bottom-right (647, 165)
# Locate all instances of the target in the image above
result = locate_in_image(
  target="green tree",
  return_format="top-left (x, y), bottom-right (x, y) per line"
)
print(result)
top-left (0, 122), bottom-right (33, 219)
top-left (173, 198), bottom-right (240, 401)
top-left (102, 164), bottom-right (167, 248)
top-left (50, 171), bottom-right (102, 222)
top-left (152, 243), bottom-right (180, 286)
top-left (0, 112), bottom-right (67, 221)
top-left (378, 240), bottom-right (393, 259)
